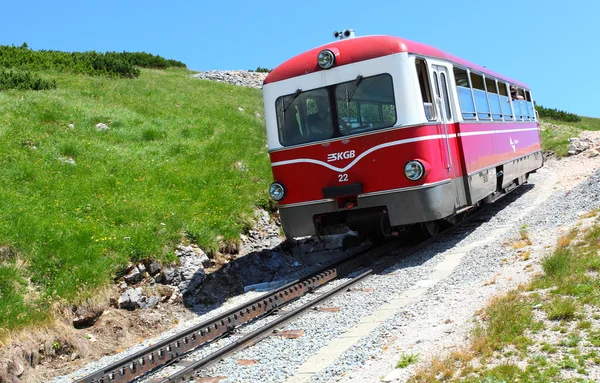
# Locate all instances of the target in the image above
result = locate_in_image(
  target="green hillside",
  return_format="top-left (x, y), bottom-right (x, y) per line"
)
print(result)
top-left (0, 57), bottom-right (271, 337)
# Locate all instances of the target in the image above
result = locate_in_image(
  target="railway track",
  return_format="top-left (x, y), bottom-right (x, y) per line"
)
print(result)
top-left (76, 206), bottom-right (489, 383)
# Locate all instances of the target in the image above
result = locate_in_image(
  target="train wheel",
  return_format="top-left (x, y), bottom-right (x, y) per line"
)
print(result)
top-left (420, 220), bottom-right (440, 237)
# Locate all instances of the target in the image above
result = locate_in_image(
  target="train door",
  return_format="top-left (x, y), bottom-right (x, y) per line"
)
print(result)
top-left (430, 64), bottom-right (466, 209)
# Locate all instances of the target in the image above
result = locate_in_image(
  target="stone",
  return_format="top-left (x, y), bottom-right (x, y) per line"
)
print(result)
top-left (162, 268), bottom-right (175, 284)
top-left (95, 122), bottom-right (109, 131)
top-left (147, 261), bottom-right (161, 276)
top-left (13, 360), bottom-right (24, 377)
top-left (196, 377), bottom-right (227, 383)
top-left (237, 359), bottom-right (258, 366)
top-left (140, 296), bottom-right (159, 309)
top-left (85, 334), bottom-right (97, 342)
top-left (67, 123), bottom-right (74, 129)
top-left (124, 267), bottom-right (143, 284)
top-left (238, 107), bottom-right (245, 112)
top-left (176, 245), bottom-right (195, 257)
top-left (588, 149), bottom-right (599, 158)
top-left (315, 306), bottom-right (341, 312)
top-left (59, 157), bottom-right (76, 165)
top-left (137, 263), bottom-right (146, 274)
top-left (276, 329), bottom-right (304, 339)
top-left (119, 288), bottom-right (143, 310)
top-left (73, 310), bottom-right (102, 329)
top-left (179, 268), bottom-right (206, 294)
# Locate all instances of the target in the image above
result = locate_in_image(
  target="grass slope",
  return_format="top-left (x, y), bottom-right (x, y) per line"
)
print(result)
top-left (0, 68), bottom-right (271, 338)
top-left (541, 116), bottom-right (600, 157)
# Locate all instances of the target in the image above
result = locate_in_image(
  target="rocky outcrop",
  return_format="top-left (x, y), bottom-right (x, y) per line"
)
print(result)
top-left (190, 70), bottom-right (268, 89)
top-left (568, 136), bottom-right (600, 157)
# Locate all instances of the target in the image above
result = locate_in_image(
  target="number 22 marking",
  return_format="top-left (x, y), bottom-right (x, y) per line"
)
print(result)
top-left (338, 173), bottom-right (348, 182)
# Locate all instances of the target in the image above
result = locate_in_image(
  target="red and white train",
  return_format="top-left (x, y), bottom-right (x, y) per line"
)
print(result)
top-left (262, 31), bottom-right (542, 241)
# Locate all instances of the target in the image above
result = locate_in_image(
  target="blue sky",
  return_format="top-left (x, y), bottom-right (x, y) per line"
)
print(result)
top-left (1, 0), bottom-right (598, 117)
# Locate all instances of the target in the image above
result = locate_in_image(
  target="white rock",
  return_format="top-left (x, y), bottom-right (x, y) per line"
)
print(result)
top-left (95, 122), bottom-right (109, 131)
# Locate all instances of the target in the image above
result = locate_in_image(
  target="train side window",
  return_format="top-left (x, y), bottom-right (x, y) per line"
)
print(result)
top-left (453, 67), bottom-right (476, 119)
top-left (485, 77), bottom-right (502, 120)
top-left (498, 82), bottom-right (513, 120)
top-left (415, 58), bottom-right (436, 120)
top-left (518, 89), bottom-right (530, 120)
top-left (526, 91), bottom-right (536, 120)
top-left (470, 72), bottom-right (491, 120)
top-left (511, 86), bottom-right (523, 121)
top-left (440, 73), bottom-right (452, 120)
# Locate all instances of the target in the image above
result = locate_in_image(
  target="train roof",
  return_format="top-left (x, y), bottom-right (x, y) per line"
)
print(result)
top-left (264, 35), bottom-right (529, 89)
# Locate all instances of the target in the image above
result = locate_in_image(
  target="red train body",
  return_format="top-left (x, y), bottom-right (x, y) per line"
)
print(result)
top-left (262, 34), bottom-right (542, 239)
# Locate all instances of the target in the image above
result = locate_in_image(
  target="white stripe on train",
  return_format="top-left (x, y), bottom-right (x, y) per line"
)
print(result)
top-left (271, 128), bottom-right (539, 172)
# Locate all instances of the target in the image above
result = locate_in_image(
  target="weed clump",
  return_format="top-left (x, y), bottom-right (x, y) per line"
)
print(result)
top-left (0, 69), bottom-right (56, 91)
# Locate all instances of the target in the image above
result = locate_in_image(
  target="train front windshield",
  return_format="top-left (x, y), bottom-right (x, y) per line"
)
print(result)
top-left (275, 74), bottom-right (397, 147)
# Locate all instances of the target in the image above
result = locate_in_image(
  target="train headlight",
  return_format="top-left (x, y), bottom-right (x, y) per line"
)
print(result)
top-left (269, 182), bottom-right (286, 201)
top-left (317, 49), bottom-right (336, 69)
top-left (404, 160), bottom-right (425, 181)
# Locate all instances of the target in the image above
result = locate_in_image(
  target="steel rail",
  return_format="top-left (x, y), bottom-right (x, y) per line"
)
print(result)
top-left (153, 210), bottom-right (486, 383)
top-left (76, 241), bottom-right (402, 383)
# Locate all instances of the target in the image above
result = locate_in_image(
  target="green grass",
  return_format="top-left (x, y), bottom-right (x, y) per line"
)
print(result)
top-left (410, 212), bottom-right (600, 383)
top-left (397, 353), bottom-right (420, 368)
top-left (540, 116), bottom-right (600, 157)
top-left (0, 68), bottom-right (271, 337)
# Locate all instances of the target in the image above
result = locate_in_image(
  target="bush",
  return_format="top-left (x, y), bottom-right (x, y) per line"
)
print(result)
top-left (250, 67), bottom-right (272, 73)
top-left (536, 104), bottom-right (581, 123)
top-left (0, 69), bottom-right (56, 91)
top-left (0, 44), bottom-right (186, 78)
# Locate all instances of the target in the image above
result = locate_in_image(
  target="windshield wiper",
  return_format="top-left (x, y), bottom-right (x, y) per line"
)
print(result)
top-left (281, 88), bottom-right (302, 113)
top-left (346, 75), bottom-right (363, 102)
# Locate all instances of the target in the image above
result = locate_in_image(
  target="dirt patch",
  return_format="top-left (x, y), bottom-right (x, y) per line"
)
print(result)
top-left (0, 292), bottom-right (194, 383)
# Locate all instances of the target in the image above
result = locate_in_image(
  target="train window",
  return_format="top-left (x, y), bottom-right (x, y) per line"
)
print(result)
top-left (486, 78), bottom-right (502, 120)
top-left (415, 58), bottom-right (436, 121)
top-left (440, 73), bottom-right (452, 120)
top-left (453, 67), bottom-right (476, 119)
top-left (526, 91), bottom-right (536, 120)
top-left (275, 87), bottom-right (334, 146)
top-left (521, 99), bottom-right (530, 120)
top-left (498, 82), bottom-right (513, 120)
top-left (512, 97), bottom-right (523, 121)
top-left (471, 72), bottom-right (491, 120)
top-left (334, 74), bottom-right (396, 135)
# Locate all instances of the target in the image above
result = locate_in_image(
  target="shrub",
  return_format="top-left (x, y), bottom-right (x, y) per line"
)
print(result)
top-left (0, 69), bottom-right (56, 91)
top-left (0, 44), bottom-right (186, 79)
top-left (250, 67), bottom-right (272, 73)
top-left (536, 104), bottom-right (581, 123)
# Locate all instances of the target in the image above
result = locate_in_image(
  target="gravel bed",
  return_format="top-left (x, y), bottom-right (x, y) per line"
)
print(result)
top-left (160, 166), bottom-right (600, 383)
top-left (315, 167), bottom-right (600, 383)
